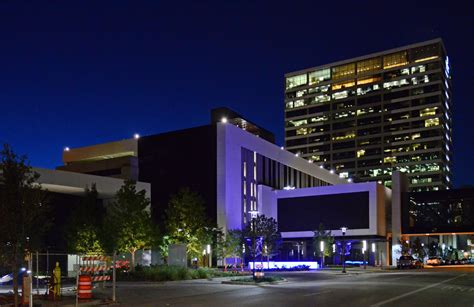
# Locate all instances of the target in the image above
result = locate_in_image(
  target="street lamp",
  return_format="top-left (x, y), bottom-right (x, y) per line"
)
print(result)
top-left (362, 240), bottom-right (367, 269)
top-left (341, 227), bottom-right (347, 273)
top-left (371, 242), bottom-right (376, 266)
top-left (320, 241), bottom-right (325, 268)
top-left (207, 244), bottom-right (211, 268)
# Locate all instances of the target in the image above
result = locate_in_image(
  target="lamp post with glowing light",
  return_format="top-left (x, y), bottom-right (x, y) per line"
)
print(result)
top-left (362, 240), bottom-right (367, 269)
top-left (341, 227), bottom-right (347, 273)
top-left (320, 241), bottom-right (325, 268)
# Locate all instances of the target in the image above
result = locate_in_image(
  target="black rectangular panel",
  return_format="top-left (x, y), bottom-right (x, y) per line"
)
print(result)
top-left (277, 192), bottom-right (370, 232)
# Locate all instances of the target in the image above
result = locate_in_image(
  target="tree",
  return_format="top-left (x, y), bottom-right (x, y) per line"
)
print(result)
top-left (103, 180), bottom-right (153, 270)
top-left (66, 185), bottom-right (105, 254)
top-left (0, 144), bottom-right (50, 306)
top-left (313, 223), bottom-right (334, 267)
top-left (216, 229), bottom-right (243, 271)
top-left (260, 217), bottom-right (280, 268)
top-left (243, 215), bottom-right (279, 276)
top-left (164, 188), bottom-right (212, 262)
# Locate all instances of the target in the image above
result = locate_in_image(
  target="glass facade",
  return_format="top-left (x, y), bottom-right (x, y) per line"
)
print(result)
top-left (284, 40), bottom-right (452, 191)
top-left (402, 188), bottom-right (474, 234)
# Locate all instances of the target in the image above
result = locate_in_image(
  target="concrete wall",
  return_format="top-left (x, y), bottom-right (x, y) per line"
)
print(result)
top-left (35, 167), bottom-right (150, 199)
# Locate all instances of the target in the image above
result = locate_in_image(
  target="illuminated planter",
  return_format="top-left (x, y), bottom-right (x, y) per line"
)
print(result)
top-left (248, 261), bottom-right (319, 270)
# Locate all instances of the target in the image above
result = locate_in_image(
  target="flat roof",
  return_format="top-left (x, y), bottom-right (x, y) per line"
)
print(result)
top-left (34, 167), bottom-right (150, 199)
top-left (285, 38), bottom-right (445, 77)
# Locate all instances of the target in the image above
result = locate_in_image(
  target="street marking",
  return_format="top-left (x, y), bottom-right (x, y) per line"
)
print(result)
top-left (304, 290), bottom-right (332, 297)
top-left (370, 274), bottom-right (466, 307)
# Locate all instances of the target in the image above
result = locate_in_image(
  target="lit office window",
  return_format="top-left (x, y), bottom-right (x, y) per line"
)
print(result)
top-left (357, 76), bottom-right (381, 85)
top-left (286, 74), bottom-right (307, 90)
top-left (314, 94), bottom-right (331, 103)
top-left (288, 119), bottom-right (307, 127)
top-left (293, 99), bottom-right (305, 108)
top-left (412, 44), bottom-right (439, 63)
top-left (425, 118), bottom-right (440, 127)
top-left (357, 58), bottom-right (381, 74)
top-left (310, 115), bottom-right (328, 123)
top-left (296, 90), bottom-right (307, 97)
top-left (308, 85), bottom-right (330, 93)
top-left (384, 156), bottom-right (397, 164)
top-left (296, 127), bottom-right (316, 135)
top-left (308, 68), bottom-right (331, 85)
top-left (332, 90), bottom-right (349, 100)
top-left (383, 51), bottom-right (408, 69)
top-left (420, 107), bottom-right (438, 117)
top-left (332, 63), bottom-right (355, 80)
top-left (411, 65), bottom-right (426, 74)
top-left (332, 80), bottom-right (355, 90)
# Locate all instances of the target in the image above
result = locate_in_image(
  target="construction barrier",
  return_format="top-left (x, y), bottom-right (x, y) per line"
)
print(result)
top-left (91, 275), bottom-right (111, 282)
top-left (80, 265), bottom-right (111, 272)
top-left (78, 275), bottom-right (92, 299)
top-left (82, 256), bottom-right (110, 262)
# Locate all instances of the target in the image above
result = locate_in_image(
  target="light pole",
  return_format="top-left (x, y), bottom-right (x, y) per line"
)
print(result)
top-left (371, 243), bottom-right (376, 266)
top-left (320, 241), bottom-right (325, 268)
top-left (207, 244), bottom-right (211, 268)
top-left (341, 227), bottom-right (347, 273)
top-left (362, 240), bottom-right (367, 269)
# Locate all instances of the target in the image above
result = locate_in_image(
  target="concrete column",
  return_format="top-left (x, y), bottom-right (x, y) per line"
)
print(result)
top-left (390, 171), bottom-right (409, 266)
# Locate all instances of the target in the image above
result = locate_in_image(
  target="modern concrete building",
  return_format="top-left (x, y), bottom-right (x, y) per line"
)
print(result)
top-left (33, 168), bottom-right (151, 251)
top-left (57, 107), bottom-right (472, 267)
top-left (59, 107), bottom-right (348, 228)
top-left (284, 38), bottom-right (452, 192)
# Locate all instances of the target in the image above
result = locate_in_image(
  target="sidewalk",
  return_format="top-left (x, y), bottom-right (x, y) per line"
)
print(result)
top-left (316, 266), bottom-right (393, 275)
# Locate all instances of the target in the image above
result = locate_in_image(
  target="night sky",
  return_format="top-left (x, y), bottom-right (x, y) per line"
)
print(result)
top-left (0, 1), bottom-right (472, 186)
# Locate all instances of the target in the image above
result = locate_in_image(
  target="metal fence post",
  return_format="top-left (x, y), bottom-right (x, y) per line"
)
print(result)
top-left (35, 251), bottom-right (39, 295)
top-left (75, 256), bottom-right (79, 307)
top-left (29, 252), bottom-right (33, 307)
top-left (112, 252), bottom-right (116, 303)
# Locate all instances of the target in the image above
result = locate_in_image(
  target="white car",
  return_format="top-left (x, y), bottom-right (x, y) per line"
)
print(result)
top-left (0, 274), bottom-right (13, 284)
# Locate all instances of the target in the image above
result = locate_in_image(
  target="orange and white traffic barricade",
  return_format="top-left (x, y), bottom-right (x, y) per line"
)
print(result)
top-left (77, 275), bottom-right (92, 299)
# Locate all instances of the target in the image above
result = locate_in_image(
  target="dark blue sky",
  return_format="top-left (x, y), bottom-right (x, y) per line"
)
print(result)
top-left (0, 1), bottom-right (472, 186)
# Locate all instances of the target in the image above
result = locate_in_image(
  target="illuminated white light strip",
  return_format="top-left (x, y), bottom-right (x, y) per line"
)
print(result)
top-left (248, 261), bottom-right (319, 270)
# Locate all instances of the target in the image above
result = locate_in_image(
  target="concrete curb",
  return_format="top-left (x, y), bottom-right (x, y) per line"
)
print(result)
top-left (222, 278), bottom-right (287, 286)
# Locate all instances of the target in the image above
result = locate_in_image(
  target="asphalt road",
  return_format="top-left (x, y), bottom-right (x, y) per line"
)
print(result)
top-left (95, 268), bottom-right (474, 306)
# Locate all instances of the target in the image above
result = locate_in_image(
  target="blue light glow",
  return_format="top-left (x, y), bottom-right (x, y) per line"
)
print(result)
top-left (248, 261), bottom-right (319, 270)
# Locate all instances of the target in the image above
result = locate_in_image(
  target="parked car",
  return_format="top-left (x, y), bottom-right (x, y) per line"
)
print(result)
top-left (397, 256), bottom-right (423, 269)
top-left (0, 268), bottom-right (26, 285)
top-left (426, 256), bottom-right (442, 266)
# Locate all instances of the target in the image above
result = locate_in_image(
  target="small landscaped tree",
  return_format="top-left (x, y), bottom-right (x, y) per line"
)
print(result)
top-left (164, 188), bottom-right (213, 264)
top-left (261, 217), bottom-right (280, 268)
top-left (313, 223), bottom-right (334, 267)
top-left (66, 185), bottom-right (105, 254)
top-left (103, 180), bottom-right (153, 270)
top-left (243, 215), bottom-right (279, 276)
top-left (0, 144), bottom-right (50, 306)
top-left (216, 229), bottom-right (243, 271)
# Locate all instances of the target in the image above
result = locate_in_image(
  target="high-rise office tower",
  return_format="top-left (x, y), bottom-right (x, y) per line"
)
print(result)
top-left (284, 39), bottom-right (452, 191)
